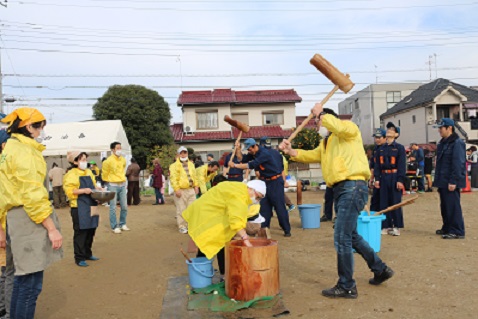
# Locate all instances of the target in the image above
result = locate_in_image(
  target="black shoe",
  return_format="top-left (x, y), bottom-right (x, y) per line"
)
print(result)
top-left (426, 188), bottom-right (433, 192)
top-left (284, 232), bottom-right (291, 237)
top-left (320, 215), bottom-right (331, 222)
top-left (369, 266), bottom-right (394, 285)
top-left (442, 233), bottom-right (465, 239)
top-left (435, 229), bottom-right (445, 235)
top-left (322, 285), bottom-right (358, 299)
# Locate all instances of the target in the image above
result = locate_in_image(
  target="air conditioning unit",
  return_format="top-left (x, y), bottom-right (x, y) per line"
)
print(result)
top-left (184, 125), bottom-right (194, 135)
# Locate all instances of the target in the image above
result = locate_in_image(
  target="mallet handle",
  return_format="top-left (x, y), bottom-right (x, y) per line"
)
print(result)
top-left (374, 196), bottom-right (418, 216)
top-left (229, 131), bottom-right (243, 163)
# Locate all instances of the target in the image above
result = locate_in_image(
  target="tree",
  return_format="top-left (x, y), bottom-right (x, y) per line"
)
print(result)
top-left (146, 144), bottom-right (178, 174)
top-left (292, 128), bottom-right (322, 150)
top-left (93, 85), bottom-right (173, 168)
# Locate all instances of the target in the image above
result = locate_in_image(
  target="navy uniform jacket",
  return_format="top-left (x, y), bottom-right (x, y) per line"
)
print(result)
top-left (412, 148), bottom-right (425, 167)
top-left (242, 146), bottom-right (283, 178)
top-left (373, 141), bottom-right (406, 183)
top-left (433, 132), bottom-right (466, 189)
top-left (224, 152), bottom-right (243, 176)
top-left (370, 144), bottom-right (382, 170)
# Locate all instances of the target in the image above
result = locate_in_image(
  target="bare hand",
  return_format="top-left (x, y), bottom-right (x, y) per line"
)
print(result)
top-left (397, 182), bottom-right (404, 190)
top-left (448, 184), bottom-right (456, 191)
top-left (243, 239), bottom-right (253, 247)
top-left (83, 188), bottom-right (92, 195)
top-left (368, 179), bottom-right (374, 188)
top-left (194, 187), bottom-right (199, 195)
top-left (0, 228), bottom-right (6, 249)
top-left (374, 181), bottom-right (380, 189)
top-left (175, 190), bottom-right (182, 198)
top-left (228, 161), bottom-right (234, 168)
top-left (234, 141), bottom-right (241, 149)
top-left (311, 103), bottom-right (324, 117)
top-left (48, 229), bottom-right (63, 250)
top-left (279, 139), bottom-right (292, 153)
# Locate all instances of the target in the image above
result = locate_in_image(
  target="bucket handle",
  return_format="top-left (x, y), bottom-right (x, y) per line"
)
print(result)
top-left (191, 262), bottom-right (215, 278)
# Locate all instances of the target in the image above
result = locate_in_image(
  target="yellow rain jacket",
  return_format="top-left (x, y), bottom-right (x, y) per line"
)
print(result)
top-left (169, 159), bottom-right (198, 192)
top-left (291, 114), bottom-right (370, 187)
top-left (63, 168), bottom-right (97, 208)
top-left (0, 134), bottom-right (52, 224)
top-left (101, 155), bottom-right (126, 183)
top-left (182, 181), bottom-right (252, 259)
top-left (195, 164), bottom-right (218, 194)
top-left (283, 156), bottom-right (289, 175)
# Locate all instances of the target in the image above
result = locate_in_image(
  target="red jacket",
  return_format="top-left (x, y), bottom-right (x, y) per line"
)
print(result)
top-left (152, 164), bottom-right (163, 189)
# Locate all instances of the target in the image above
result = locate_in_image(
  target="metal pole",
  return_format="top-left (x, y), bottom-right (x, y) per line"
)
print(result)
top-left (0, 45), bottom-right (3, 114)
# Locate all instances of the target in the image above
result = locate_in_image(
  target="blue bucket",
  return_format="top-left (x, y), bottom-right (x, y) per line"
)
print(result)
top-left (357, 211), bottom-right (386, 252)
top-left (298, 204), bottom-right (321, 229)
top-left (186, 257), bottom-right (214, 289)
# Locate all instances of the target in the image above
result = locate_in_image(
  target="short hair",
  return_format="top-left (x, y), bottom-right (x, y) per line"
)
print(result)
top-left (131, 157), bottom-right (137, 163)
top-left (110, 141), bottom-right (121, 150)
top-left (323, 108), bottom-right (339, 118)
top-left (7, 118), bottom-right (46, 139)
top-left (52, 162), bottom-right (58, 168)
top-left (212, 175), bottom-right (227, 186)
top-left (208, 161), bottom-right (219, 168)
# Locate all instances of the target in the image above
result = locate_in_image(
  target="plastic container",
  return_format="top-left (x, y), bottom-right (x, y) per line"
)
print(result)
top-left (298, 204), bottom-right (321, 229)
top-left (357, 211), bottom-right (386, 253)
top-left (185, 257), bottom-right (214, 289)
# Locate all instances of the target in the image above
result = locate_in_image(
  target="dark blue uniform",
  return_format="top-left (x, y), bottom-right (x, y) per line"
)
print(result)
top-left (369, 144), bottom-right (382, 212)
top-left (242, 146), bottom-right (291, 234)
top-left (374, 141), bottom-right (406, 229)
top-left (224, 152), bottom-right (243, 182)
top-left (411, 148), bottom-right (425, 191)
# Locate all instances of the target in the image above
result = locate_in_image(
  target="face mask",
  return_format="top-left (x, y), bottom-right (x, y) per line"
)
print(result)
top-left (318, 126), bottom-right (329, 138)
top-left (250, 196), bottom-right (259, 205)
top-left (79, 162), bottom-right (88, 170)
top-left (180, 156), bottom-right (188, 162)
top-left (115, 150), bottom-right (122, 156)
top-left (35, 130), bottom-right (46, 143)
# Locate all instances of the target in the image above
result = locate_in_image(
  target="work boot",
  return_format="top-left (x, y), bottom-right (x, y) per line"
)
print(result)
top-left (369, 266), bottom-right (394, 285)
top-left (322, 285), bottom-right (358, 299)
top-left (320, 215), bottom-right (331, 222)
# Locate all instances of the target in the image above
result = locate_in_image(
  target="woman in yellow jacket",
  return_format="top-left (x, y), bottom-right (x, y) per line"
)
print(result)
top-left (63, 151), bottom-right (102, 267)
top-left (0, 107), bottom-right (63, 318)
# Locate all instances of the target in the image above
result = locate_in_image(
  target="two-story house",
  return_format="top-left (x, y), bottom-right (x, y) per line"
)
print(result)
top-left (171, 89), bottom-right (302, 160)
top-left (338, 83), bottom-right (423, 144)
top-left (380, 78), bottom-right (478, 145)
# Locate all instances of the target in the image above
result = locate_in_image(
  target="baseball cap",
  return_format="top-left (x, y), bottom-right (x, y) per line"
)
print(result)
top-left (207, 153), bottom-right (214, 158)
top-left (259, 136), bottom-right (271, 148)
top-left (247, 180), bottom-right (267, 197)
top-left (0, 129), bottom-right (10, 145)
top-left (433, 118), bottom-right (455, 128)
top-left (177, 146), bottom-right (188, 154)
top-left (386, 122), bottom-right (400, 135)
top-left (89, 160), bottom-right (97, 165)
top-left (67, 150), bottom-right (82, 163)
top-left (243, 138), bottom-right (257, 150)
top-left (372, 128), bottom-right (386, 138)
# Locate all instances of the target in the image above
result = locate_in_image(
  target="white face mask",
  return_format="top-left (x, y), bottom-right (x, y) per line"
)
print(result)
top-left (318, 126), bottom-right (329, 138)
top-left (180, 156), bottom-right (188, 162)
top-left (115, 150), bottom-right (122, 156)
top-left (78, 161), bottom-right (88, 170)
top-left (35, 130), bottom-right (46, 143)
top-left (250, 196), bottom-right (259, 204)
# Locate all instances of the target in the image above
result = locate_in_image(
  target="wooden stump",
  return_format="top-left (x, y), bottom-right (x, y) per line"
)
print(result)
top-left (225, 239), bottom-right (279, 301)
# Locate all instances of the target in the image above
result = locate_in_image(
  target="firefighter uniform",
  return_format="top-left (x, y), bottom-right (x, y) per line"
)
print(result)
top-left (224, 152), bottom-right (243, 182)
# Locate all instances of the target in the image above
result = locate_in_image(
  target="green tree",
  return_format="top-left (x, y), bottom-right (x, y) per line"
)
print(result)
top-left (93, 85), bottom-right (173, 168)
top-left (292, 128), bottom-right (322, 150)
top-left (146, 144), bottom-right (178, 174)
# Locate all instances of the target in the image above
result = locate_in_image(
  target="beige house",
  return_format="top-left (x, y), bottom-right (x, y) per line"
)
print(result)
top-left (380, 78), bottom-right (478, 145)
top-left (338, 83), bottom-right (423, 144)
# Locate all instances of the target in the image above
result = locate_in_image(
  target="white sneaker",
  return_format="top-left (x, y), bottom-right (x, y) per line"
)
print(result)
top-left (381, 228), bottom-right (390, 235)
top-left (179, 227), bottom-right (188, 234)
top-left (389, 227), bottom-right (401, 236)
top-left (121, 225), bottom-right (130, 231)
top-left (113, 228), bottom-right (122, 234)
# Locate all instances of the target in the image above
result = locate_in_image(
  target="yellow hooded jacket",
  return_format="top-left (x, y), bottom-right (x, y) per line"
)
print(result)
top-left (291, 114), bottom-right (370, 187)
top-left (182, 182), bottom-right (252, 259)
top-left (0, 134), bottom-right (52, 224)
top-left (169, 159), bottom-right (198, 192)
top-left (63, 168), bottom-right (97, 208)
top-left (195, 164), bottom-right (218, 194)
top-left (101, 154), bottom-right (126, 183)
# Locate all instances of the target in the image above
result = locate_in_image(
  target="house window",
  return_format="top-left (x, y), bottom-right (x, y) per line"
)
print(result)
top-left (263, 112), bottom-right (284, 125)
top-left (386, 91), bottom-right (401, 109)
top-left (197, 111), bottom-right (218, 129)
top-left (412, 115), bottom-right (416, 124)
top-left (232, 113), bottom-right (249, 125)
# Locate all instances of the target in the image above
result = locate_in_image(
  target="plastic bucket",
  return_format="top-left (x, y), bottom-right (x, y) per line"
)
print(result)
top-left (298, 204), bottom-right (321, 229)
top-left (186, 257), bottom-right (214, 289)
top-left (357, 211), bottom-right (386, 252)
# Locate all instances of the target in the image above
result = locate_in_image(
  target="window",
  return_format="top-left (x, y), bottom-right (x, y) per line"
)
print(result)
top-left (196, 111), bottom-right (218, 129)
top-left (263, 112), bottom-right (284, 125)
top-left (231, 113), bottom-right (249, 125)
top-left (412, 115), bottom-right (416, 124)
top-left (386, 91), bottom-right (401, 109)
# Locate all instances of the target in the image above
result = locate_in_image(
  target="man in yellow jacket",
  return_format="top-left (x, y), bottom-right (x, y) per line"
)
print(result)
top-left (169, 146), bottom-right (199, 234)
top-left (280, 104), bottom-right (394, 299)
top-left (195, 161), bottom-right (219, 196)
top-left (101, 141), bottom-right (129, 234)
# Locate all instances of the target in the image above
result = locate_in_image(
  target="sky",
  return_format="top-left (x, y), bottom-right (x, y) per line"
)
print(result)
top-left (1, 0), bottom-right (478, 125)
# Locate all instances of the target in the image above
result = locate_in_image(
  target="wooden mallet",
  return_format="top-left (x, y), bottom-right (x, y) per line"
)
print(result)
top-left (287, 54), bottom-right (355, 142)
top-left (373, 196), bottom-right (419, 216)
top-left (224, 115), bottom-right (250, 162)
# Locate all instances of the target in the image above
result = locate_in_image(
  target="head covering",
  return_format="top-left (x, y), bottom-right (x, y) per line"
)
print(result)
top-left (67, 150), bottom-right (81, 164)
top-left (259, 136), bottom-right (272, 148)
top-left (0, 129), bottom-right (10, 145)
top-left (247, 180), bottom-right (267, 197)
top-left (372, 128), bottom-right (386, 138)
top-left (410, 142), bottom-right (418, 147)
top-left (433, 118), bottom-right (455, 128)
top-left (177, 146), bottom-right (188, 154)
top-left (323, 108), bottom-right (339, 118)
top-left (89, 160), bottom-right (97, 165)
top-left (243, 138), bottom-right (257, 151)
top-left (386, 122), bottom-right (400, 135)
top-left (1, 107), bottom-right (46, 128)
top-left (207, 153), bottom-right (214, 158)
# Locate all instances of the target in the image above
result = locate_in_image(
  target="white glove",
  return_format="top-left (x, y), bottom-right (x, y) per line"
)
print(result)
top-left (243, 179), bottom-right (248, 184)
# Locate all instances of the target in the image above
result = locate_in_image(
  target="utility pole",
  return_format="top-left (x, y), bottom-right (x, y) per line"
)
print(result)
top-left (434, 53), bottom-right (438, 79)
top-left (0, 45), bottom-right (3, 114)
top-left (428, 55), bottom-right (433, 81)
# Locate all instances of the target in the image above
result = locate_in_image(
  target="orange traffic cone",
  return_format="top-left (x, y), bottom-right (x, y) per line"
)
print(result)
top-left (463, 170), bottom-right (471, 192)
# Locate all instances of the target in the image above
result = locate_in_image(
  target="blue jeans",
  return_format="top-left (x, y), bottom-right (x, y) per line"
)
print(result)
top-left (108, 185), bottom-right (128, 229)
top-left (10, 271), bottom-right (43, 319)
top-left (154, 188), bottom-right (164, 204)
top-left (333, 180), bottom-right (387, 289)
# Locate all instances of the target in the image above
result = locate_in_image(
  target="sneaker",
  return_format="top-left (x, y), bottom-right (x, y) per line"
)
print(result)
top-left (322, 285), bottom-right (358, 299)
top-left (88, 256), bottom-right (100, 261)
top-left (381, 228), bottom-right (391, 235)
top-left (113, 228), bottom-right (121, 234)
top-left (320, 215), bottom-right (332, 222)
top-left (77, 260), bottom-right (89, 267)
top-left (435, 229), bottom-right (445, 235)
top-left (389, 228), bottom-right (400, 236)
top-left (284, 232), bottom-right (292, 237)
top-left (121, 225), bottom-right (130, 231)
top-left (417, 190), bottom-right (425, 194)
top-left (442, 233), bottom-right (464, 239)
top-left (287, 204), bottom-right (296, 213)
top-left (426, 188), bottom-right (433, 192)
top-left (179, 227), bottom-right (188, 234)
top-left (369, 266), bottom-right (394, 285)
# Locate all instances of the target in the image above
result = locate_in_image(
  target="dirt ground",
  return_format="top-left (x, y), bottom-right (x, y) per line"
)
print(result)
top-left (36, 189), bottom-right (477, 319)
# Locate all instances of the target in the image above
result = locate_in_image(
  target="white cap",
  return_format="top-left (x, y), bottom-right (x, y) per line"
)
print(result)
top-left (247, 180), bottom-right (267, 197)
top-left (177, 146), bottom-right (188, 154)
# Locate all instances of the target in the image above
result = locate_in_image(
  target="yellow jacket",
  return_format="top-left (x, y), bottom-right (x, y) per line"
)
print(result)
top-left (283, 156), bottom-right (289, 176)
top-left (291, 114), bottom-right (370, 187)
top-left (195, 164), bottom-right (218, 194)
top-left (169, 159), bottom-right (198, 192)
top-left (101, 155), bottom-right (126, 183)
top-left (182, 182), bottom-right (252, 259)
top-left (63, 168), bottom-right (97, 208)
top-left (0, 134), bottom-right (52, 224)
top-left (91, 166), bottom-right (100, 176)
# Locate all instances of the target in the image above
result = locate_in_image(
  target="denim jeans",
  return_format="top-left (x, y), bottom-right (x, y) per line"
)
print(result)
top-left (333, 180), bottom-right (387, 289)
top-left (10, 271), bottom-right (44, 319)
top-left (154, 187), bottom-right (164, 204)
top-left (108, 185), bottom-right (128, 229)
